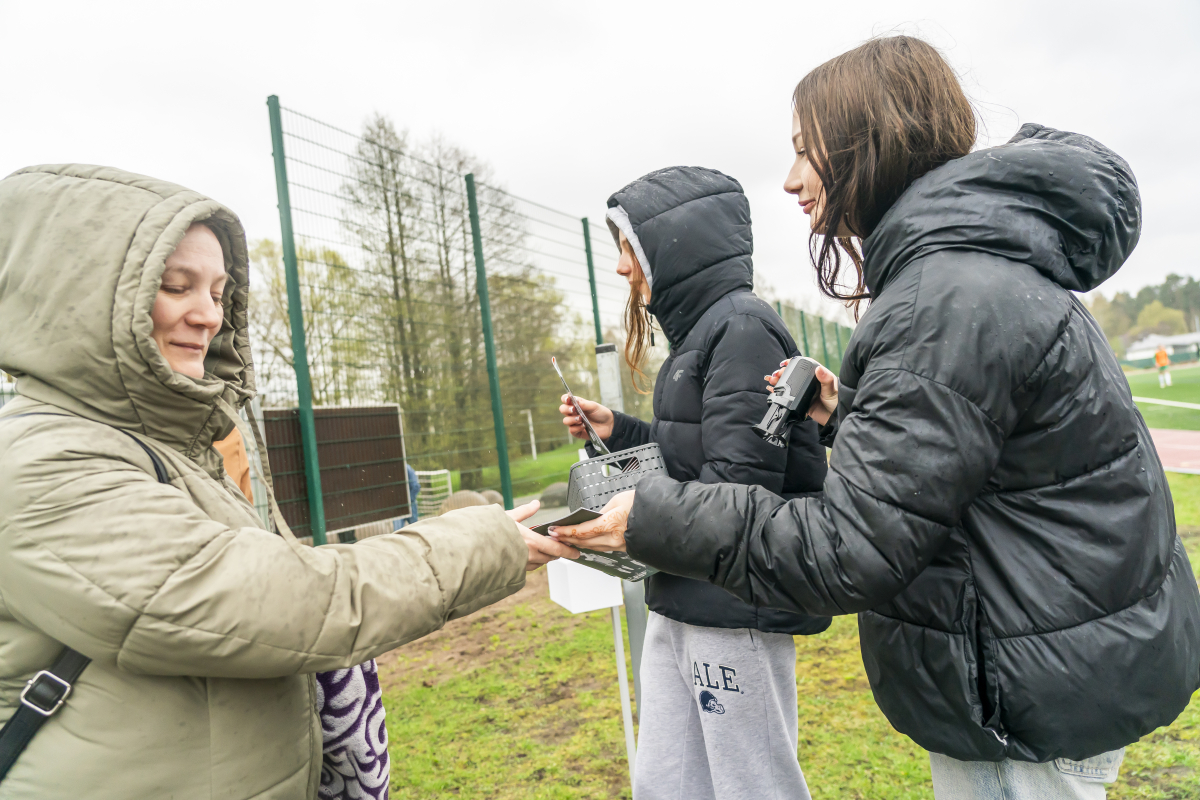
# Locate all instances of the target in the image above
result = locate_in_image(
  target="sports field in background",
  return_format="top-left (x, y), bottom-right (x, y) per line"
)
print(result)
top-left (376, 475), bottom-right (1200, 799)
top-left (1131, 363), bottom-right (1200, 431)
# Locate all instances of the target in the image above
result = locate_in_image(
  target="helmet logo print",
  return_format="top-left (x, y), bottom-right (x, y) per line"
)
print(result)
top-left (698, 690), bottom-right (725, 714)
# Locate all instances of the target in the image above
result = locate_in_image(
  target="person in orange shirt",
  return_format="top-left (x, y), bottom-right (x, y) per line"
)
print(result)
top-left (1156, 344), bottom-right (1172, 388)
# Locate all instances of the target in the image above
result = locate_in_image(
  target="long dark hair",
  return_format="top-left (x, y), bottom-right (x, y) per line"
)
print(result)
top-left (793, 35), bottom-right (977, 316)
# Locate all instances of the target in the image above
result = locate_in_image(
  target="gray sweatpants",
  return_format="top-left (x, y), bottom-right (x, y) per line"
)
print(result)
top-left (633, 612), bottom-right (812, 800)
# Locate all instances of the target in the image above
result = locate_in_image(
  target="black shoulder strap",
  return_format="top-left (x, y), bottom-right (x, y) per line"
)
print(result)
top-left (0, 648), bottom-right (91, 781)
top-left (118, 430), bottom-right (170, 484)
top-left (0, 413), bottom-right (169, 783)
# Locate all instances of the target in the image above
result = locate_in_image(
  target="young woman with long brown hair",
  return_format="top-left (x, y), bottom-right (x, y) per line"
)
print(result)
top-left (553, 36), bottom-right (1200, 799)
top-left (558, 166), bottom-right (829, 800)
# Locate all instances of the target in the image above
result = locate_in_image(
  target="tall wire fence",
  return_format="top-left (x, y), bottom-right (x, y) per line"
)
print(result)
top-left (262, 100), bottom-right (855, 523)
top-left (774, 302), bottom-right (854, 377)
top-left (262, 103), bottom-right (631, 503)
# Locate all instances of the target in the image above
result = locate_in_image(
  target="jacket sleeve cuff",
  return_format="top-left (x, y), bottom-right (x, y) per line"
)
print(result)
top-left (625, 475), bottom-right (715, 580)
top-left (817, 414), bottom-right (839, 448)
top-left (603, 411), bottom-right (651, 453)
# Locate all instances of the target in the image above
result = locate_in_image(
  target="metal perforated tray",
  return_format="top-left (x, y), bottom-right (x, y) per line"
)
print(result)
top-left (566, 443), bottom-right (667, 512)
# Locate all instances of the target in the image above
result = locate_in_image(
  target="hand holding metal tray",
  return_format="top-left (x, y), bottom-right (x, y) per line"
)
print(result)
top-left (531, 508), bottom-right (655, 581)
top-left (547, 357), bottom-right (663, 581)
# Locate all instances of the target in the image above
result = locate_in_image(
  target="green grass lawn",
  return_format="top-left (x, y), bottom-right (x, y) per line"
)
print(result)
top-left (377, 475), bottom-right (1200, 799)
top-left (450, 443), bottom-right (582, 500)
top-left (1130, 364), bottom-right (1200, 431)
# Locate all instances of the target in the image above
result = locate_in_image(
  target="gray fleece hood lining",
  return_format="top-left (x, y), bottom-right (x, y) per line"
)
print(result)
top-left (605, 205), bottom-right (653, 289)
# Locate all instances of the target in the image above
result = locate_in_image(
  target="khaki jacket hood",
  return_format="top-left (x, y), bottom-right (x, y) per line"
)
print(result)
top-left (0, 164), bottom-right (253, 461)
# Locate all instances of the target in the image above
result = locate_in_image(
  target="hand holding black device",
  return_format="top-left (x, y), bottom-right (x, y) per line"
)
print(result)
top-left (752, 356), bottom-right (822, 448)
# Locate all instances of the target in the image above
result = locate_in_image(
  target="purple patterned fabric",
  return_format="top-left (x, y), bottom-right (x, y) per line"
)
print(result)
top-left (315, 660), bottom-right (390, 799)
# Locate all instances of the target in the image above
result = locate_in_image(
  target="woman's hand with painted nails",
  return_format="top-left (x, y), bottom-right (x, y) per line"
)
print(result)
top-left (549, 490), bottom-right (634, 553)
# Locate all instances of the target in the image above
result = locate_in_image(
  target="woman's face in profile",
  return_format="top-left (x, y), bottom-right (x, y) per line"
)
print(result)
top-left (784, 110), bottom-right (825, 230)
top-left (151, 223), bottom-right (227, 379)
top-left (615, 232), bottom-right (651, 303)
top-left (785, 110), bottom-right (855, 238)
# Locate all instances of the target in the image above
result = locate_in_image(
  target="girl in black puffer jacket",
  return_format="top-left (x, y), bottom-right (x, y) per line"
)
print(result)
top-left (554, 36), bottom-right (1200, 800)
top-left (559, 166), bottom-right (827, 800)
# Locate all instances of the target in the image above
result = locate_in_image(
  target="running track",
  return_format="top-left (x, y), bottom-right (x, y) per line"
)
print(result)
top-left (1149, 428), bottom-right (1200, 474)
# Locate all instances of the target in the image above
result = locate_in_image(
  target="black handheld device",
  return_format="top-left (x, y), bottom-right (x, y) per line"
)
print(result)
top-left (751, 356), bottom-right (822, 448)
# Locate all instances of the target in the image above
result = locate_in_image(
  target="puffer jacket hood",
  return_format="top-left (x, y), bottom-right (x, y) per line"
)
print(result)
top-left (0, 164), bottom-right (253, 469)
top-left (606, 166), bottom-right (753, 345)
top-left (863, 123), bottom-right (1141, 297)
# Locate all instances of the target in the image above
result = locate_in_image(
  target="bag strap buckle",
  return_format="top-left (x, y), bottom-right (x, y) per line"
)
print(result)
top-left (19, 671), bottom-right (73, 717)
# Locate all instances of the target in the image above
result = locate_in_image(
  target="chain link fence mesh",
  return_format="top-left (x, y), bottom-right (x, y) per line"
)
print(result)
top-left (260, 104), bottom-right (852, 504)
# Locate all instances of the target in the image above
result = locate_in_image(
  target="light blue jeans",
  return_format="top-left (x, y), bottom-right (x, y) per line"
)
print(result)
top-left (930, 749), bottom-right (1124, 800)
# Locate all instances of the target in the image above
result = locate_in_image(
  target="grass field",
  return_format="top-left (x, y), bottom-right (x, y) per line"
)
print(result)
top-left (450, 443), bottom-right (581, 500)
top-left (1130, 364), bottom-right (1200, 431)
top-left (377, 476), bottom-right (1200, 799)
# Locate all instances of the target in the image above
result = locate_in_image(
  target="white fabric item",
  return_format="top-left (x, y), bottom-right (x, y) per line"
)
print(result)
top-left (606, 204), bottom-right (653, 289)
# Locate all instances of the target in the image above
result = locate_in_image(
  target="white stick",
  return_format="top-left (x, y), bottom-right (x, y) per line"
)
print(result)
top-left (611, 605), bottom-right (636, 785)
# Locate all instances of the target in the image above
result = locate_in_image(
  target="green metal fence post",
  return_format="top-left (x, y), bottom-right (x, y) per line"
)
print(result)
top-left (268, 95), bottom-right (326, 545)
top-left (798, 310), bottom-right (811, 357)
top-left (819, 318), bottom-right (831, 367)
top-left (834, 324), bottom-right (843, 371)
top-left (583, 219), bottom-right (603, 346)
top-left (465, 173), bottom-right (514, 510)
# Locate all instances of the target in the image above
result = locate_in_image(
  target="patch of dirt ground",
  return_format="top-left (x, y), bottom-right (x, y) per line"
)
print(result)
top-left (375, 569), bottom-right (600, 693)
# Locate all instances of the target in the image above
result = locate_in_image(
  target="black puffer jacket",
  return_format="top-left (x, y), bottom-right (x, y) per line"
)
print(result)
top-left (600, 166), bottom-right (830, 635)
top-left (626, 127), bottom-right (1200, 762)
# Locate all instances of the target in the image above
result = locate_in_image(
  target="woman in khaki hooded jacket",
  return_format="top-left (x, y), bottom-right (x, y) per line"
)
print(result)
top-left (0, 164), bottom-right (575, 799)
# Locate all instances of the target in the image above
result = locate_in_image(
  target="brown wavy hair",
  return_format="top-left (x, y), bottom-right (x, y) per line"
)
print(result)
top-left (624, 263), bottom-right (655, 394)
top-left (793, 35), bottom-right (976, 316)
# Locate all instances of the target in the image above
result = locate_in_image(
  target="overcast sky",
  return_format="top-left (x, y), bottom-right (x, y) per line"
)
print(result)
top-left (2, 0), bottom-right (1196, 325)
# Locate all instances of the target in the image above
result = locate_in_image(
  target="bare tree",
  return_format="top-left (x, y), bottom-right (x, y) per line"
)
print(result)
top-left (247, 113), bottom-right (592, 492)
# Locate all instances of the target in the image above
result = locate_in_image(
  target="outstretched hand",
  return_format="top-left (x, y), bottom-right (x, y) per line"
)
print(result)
top-left (506, 499), bottom-right (580, 571)
top-left (549, 490), bottom-right (634, 553)
top-left (765, 359), bottom-right (839, 426)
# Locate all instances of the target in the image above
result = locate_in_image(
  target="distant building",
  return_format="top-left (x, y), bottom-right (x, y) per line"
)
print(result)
top-left (1126, 332), bottom-right (1200, 364)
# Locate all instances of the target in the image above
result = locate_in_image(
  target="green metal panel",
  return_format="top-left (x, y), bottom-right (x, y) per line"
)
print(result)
top-left (834, 324), bottom-right (843, 369)
top-left (582, 219), bottom-right (603, 345)
top-left (799, 310), bottom-right (811, 356)
top-left (465, 173), bottom-right (513, 510)
top-left (819, 318), bottom-right (830, 367)
top-left (267, 95), bottom-right (327, 545)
